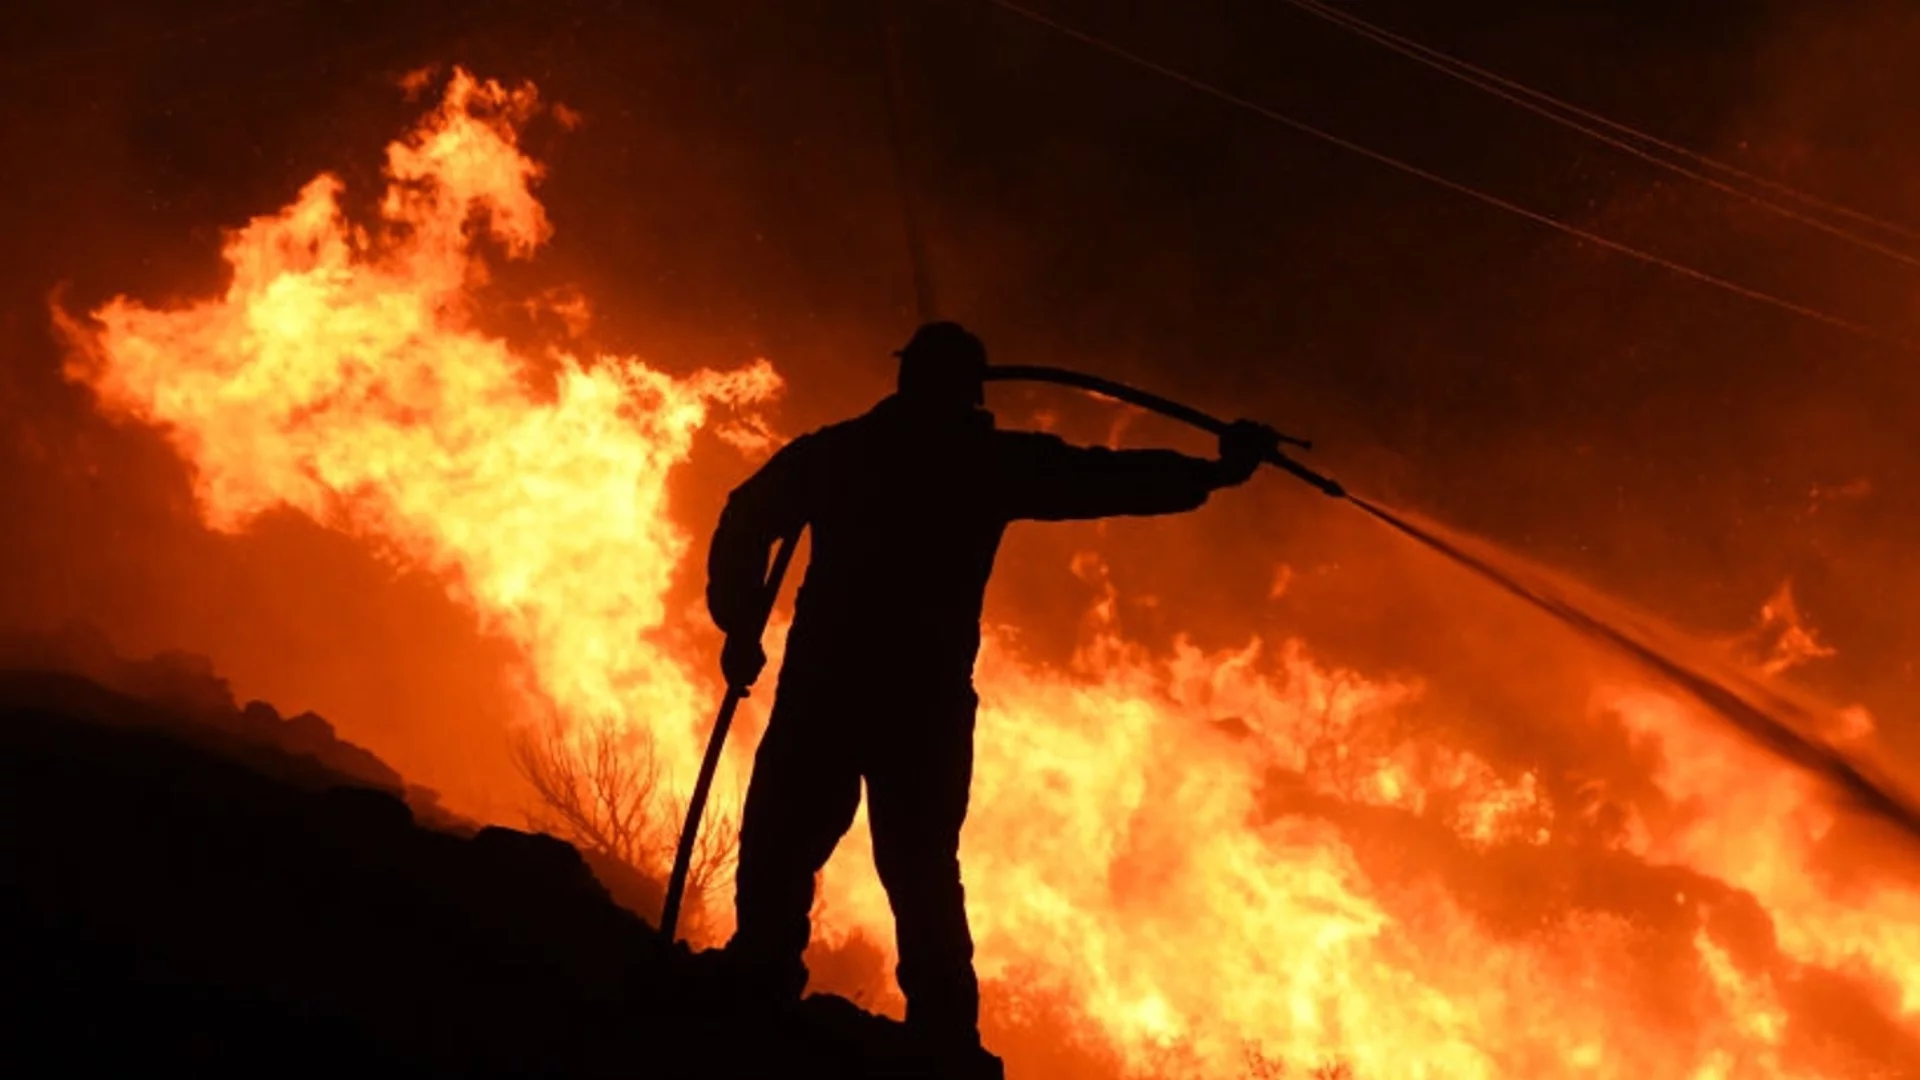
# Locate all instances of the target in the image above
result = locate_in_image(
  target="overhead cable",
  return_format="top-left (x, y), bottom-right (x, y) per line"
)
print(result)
top-left (977, 0), bottom-right (1917, 354)
top-left (1279, 0), bottom-right (1920, 268)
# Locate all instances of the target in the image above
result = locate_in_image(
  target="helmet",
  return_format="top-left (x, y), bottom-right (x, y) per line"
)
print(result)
top-left (895, 321), bottom-right (986, 407)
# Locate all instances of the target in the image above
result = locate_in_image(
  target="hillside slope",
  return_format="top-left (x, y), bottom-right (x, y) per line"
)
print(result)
top-left (0, 665), bottom-right (961, 1078)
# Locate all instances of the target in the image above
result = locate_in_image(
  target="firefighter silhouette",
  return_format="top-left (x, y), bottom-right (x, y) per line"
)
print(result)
top-left (705, 322), bottom-right (1275, 1058)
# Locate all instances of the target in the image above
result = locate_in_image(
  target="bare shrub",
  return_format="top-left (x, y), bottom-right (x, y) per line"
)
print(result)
top-left (512, 716), bottom-right (666, 870)
top-left (510, 714), bottom-right (740, 940)
top-left (679, 796), bottom-right (740, 942)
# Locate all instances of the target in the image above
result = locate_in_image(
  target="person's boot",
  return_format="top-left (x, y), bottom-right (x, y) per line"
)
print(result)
top-left (904, 1019), bottom-right (1004, 1080)
top-left (939, 1039), bottom-right (1005, 1080)
top-left (712, 938), bottom-right (808, 1020)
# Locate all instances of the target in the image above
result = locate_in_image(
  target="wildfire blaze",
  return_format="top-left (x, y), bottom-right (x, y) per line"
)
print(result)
top-left (59, 70), bottom-right (782, 799)
top-left (57, 70), bottom-right (1920, 1078)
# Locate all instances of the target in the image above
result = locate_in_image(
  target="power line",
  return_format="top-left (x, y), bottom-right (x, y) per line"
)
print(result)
top-left (977, 0), bottom-right (1917, 354)
top-left (1279, 0), bottom-right (1920, 269)
top-left (1283, 0), bottom-right (1920, 246)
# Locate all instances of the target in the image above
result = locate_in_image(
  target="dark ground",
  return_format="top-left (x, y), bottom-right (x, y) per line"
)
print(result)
top-left (0, 638), bottom-right (961, 1079)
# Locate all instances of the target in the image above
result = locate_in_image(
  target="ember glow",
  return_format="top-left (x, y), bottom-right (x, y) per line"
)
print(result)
top-left (60, 70), bottom-right (1920, 1078)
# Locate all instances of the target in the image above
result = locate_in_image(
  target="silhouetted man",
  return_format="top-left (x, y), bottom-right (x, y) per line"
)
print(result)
top-left (705, 322), bottom-right (1274, 1070)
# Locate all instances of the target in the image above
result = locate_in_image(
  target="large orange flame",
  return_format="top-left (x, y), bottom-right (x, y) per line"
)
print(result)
top-left (59, 70), bottom-right (1920, 1078)
top-left (60, 70), bottom-right (780, 795)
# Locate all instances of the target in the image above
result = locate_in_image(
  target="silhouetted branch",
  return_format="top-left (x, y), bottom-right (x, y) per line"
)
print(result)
top-left (680, 798), bottom-right (740, 940)
top-left (511, 716), bottom-right (667, 872)
top-left (510, 714), bottom-right (739, 942)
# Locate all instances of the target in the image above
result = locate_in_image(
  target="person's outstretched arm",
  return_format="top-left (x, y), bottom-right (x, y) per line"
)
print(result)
top-left (705, 435), bottom-right (814, 687)
top-left (998, 421), bottom-right (1277, 522)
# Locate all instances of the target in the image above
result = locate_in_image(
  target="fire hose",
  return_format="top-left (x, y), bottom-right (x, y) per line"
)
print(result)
top-left (658, 363), bottom-right (1920, 943)
top-left (658, 0), bottom-right (1920, 945)
top-left (658, 364), bottom-right (1343, 943)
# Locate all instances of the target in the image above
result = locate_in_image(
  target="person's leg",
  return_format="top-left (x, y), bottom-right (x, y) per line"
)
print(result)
top-left (864, 690), bottom-right (981, 1042)
top-left (728, 691), bottom-right (862, 1000)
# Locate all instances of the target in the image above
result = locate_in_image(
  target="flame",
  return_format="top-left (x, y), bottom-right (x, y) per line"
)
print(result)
top-left (59, 70), bottom-right (1920, 1078)
top-left (1744, 582), bottom-right (1838, 679)
top-left (59, 69), bottom-right (779, 790)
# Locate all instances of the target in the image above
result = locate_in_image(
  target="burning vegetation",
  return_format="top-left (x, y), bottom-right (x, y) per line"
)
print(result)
top-left (39, 64), bottom-right (1920, 1080)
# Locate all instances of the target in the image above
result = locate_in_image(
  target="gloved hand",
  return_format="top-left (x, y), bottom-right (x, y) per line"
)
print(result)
top-left (721, 633), bottom-right (768, 692)
top-left (1215, 419), bottom-right (1281, 487)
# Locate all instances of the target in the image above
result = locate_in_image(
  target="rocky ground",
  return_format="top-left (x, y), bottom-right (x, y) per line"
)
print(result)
top-left (0, 634), bottom-right (974, 1078)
